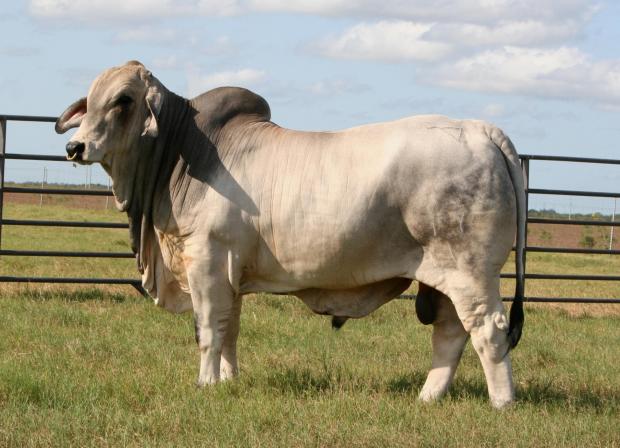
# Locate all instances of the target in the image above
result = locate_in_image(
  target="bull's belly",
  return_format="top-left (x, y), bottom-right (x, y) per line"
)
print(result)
top-left (238, 240), bottom-right (424, 295)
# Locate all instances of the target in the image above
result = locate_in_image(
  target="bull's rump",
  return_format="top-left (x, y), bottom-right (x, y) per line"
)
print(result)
top-left (234, 115), bottom-right (517, 293)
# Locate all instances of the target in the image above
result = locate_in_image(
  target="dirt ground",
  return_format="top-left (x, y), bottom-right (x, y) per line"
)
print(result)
top-left (3, 192), bottom-right (115, 210)
top-left (528, 222), bottom-right (619, 250)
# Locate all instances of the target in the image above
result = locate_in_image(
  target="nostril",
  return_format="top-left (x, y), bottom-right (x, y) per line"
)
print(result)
top-left (66, 141), bottom-right (85, 159)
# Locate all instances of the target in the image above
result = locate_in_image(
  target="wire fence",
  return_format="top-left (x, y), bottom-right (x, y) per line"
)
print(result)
top-left (1, 114), bottom-right (619, 303)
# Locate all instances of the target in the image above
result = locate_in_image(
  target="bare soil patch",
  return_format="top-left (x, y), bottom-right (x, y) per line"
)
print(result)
top-left (4, 192), bottom-right (114, 210)
top-left (528, 223), bottom-right (619, 250)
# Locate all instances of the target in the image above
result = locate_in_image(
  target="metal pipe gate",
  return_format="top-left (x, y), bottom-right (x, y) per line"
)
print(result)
top-left (0, 114), bottom-right (145, 295)
top-left (1, 114), bottom-right (619, 303)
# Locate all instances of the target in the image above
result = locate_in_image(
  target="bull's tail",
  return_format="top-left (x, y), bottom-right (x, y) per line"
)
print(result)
top-left (488, 126), bottom-right (526, 349)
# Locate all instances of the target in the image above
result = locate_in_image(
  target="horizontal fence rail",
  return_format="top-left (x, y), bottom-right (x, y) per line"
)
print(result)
top-left (3, 186), bottom-right (114, 196)
top-left (525, 246), bottom-right (620, 255)
top-left (0, 276), bottom-right (144, 295)
top-left (401, 295), bottom-right (620, 304)
top-left (0, 114), bottom-right (618, 303)
top-left (528, 217), bottom-right (620, 227)
top-left (520, 154), bottom-right (620, 165)
top-left (0, 115), bottom-right (56, 123)
top-left (1, 219), bottom-right (128, 229)
top-left (0, 275), bottom-right (141, 285)
top-left (528, 187), bottom-right (620, 199)
top-left (500, 273), bottom-right (620, 281)
top-left (3, 153), bottom-right (67, 162)
top-left (0, 249), bottom-right (134, 258)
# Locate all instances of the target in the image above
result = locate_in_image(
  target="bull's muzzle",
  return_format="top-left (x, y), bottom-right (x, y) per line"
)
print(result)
top-left (66, 141), bottom-right (85, 161)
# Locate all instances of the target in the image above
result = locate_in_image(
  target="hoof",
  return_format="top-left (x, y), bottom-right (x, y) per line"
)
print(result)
top-left (195, 375), bottom-right (219, 388)
top-left (220, 368), bottom-right (239, 381)
top-left (490, 396), bottom-right (515, 410)
top-left (418, 388), bottom-right (445, 404)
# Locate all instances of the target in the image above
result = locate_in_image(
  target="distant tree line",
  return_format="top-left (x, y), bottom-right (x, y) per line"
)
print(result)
top-left (529, 208), bottom-right (615, 221)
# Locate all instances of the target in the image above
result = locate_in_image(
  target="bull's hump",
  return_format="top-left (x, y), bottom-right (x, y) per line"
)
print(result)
top-left (191, 87), bottom-right (271, 132)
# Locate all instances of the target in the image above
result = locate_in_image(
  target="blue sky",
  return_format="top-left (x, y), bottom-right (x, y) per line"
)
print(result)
top-left (1, 0), bottom-right (619, 214)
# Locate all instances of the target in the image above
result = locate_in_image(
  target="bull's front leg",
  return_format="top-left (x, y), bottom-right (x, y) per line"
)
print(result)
top-left (187, 248), bottom-right (236, 387)
top-left (220, 294), bottom-right (242, 380)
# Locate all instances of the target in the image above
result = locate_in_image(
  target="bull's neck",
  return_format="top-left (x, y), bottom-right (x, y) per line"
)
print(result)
top-left (151, 90), bottom-right (193, 194)
top-left (127, 89), bottom-right (192, 269)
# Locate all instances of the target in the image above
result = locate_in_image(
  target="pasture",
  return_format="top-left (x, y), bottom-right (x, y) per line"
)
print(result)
top-left (0, 196), bottom-right (619, 447)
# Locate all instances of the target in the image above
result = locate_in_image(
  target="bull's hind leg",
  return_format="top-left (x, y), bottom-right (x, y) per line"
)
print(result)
top-left (419, 290), bottom-right (469, 402)
top-left (448, 280), bottom-right (515, 409)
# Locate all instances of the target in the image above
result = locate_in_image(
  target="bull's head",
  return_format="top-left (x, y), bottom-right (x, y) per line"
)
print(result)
top-left (55, 61), bottom-right (163, 168)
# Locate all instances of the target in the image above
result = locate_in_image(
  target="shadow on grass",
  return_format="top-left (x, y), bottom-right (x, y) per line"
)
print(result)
top-left (266, 368), bottom-right (428, 396)
top-left (450, 377), bottom-right (619, 411)
top-left (385, 372), bottom-right (427, 394)
top-left (265, 367), bottom-right (618, 411)
top-left (266, 367), bottom-right (353, 396)
top-left (16, 288), bottom-right (128, 304)
top-left (517, 381), bottom-right (619, 411)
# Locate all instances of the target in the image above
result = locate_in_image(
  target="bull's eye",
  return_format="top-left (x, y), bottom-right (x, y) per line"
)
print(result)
top-left (114, 95), bottom-right (133, 108)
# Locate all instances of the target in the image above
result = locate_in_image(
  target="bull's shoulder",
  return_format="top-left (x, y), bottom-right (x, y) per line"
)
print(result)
top-left (191, 87), bottom-right (271, 132)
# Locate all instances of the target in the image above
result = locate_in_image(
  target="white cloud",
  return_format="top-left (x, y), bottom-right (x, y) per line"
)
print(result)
top-left (315, 21), bottom-right (451, 62)
top-left (29, 0), bottom-right (615, 107)
top-left (31, 0), bottom-right (598, 24)
top-left (250, 0), bottom-right (597, 24)
top-left (30, 0), bottom-right (187, 20)
top-left (187, 68), bottom-right (267, 96)
top-left (249, 0), bottom-right (364, 17)
top-left (425, 19), bottom-right (585, 48)
top-left (197, 0), bottom-right (243, 16)
top-left (29, 0), bottom-right (234, 21)
top-left (427, 46), bottom-right (620, 105)
top-left (309, 6), bottom-right (593, 63)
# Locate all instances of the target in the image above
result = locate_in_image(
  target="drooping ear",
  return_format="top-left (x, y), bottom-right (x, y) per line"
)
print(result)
top-left (140, 70), bottom-right (163, 138)
top-left (55, 97), bottom-right (87, 134)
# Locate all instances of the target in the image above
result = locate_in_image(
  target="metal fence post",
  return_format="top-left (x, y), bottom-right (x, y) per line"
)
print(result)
top-left (610, 198), bottom-right (617, 251)
top-left (0, 117), bottom-right (6, 252)
top-left (521, 157), bottom-right (530, 300)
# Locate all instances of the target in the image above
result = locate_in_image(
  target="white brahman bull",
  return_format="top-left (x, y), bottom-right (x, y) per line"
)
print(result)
top-left (56, 61), bottom-right (525, 408)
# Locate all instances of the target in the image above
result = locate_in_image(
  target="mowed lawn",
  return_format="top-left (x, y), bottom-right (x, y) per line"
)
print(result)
top-left (0, 200), bottom-right (619, 447)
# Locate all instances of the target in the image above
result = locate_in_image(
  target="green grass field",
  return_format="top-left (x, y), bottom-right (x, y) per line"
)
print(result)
top-left (1, 201), bottom-right (619, 447)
